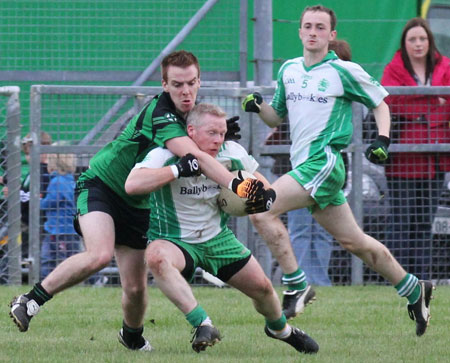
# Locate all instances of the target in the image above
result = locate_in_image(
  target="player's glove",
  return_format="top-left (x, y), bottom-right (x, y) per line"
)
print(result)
top-left (229, 170), bottom-right (265, 199)
top-left (175, 153), bottom-right (202, 178)
top-left (225, 116), bottom-right (241, 141)
top-left (242, 92), bottom-right (263, 113)
top-left (245, 188), bottom-right (276, 214)
top-left (365, 135), bottom-right (390, 164)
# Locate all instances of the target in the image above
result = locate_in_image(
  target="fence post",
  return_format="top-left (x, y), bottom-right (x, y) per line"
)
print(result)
top-left (253, 0), bottom-right (273, 86)
top-left (4, 87), bottom-right (22, 284)
top-left (350, 103), bottom-right (364, 285)
top-left (239, 0), bottom-right (248, 87)
top-left (28, 86), bottom-right (42, 284)
top-left (252, 0), bottom-right (274, 279)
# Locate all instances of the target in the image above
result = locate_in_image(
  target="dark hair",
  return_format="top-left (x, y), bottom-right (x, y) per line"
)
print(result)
top-left (400, 17), bottom-right (441, 83)
top-left (161, 50), bottom-right (200, 82)
top-left (329, 39), bottom-right (352, 61)
top-left (300, 5), bottom-right (337, 31)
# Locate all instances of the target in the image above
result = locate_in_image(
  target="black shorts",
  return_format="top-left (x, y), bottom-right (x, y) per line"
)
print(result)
top-left (74, 176), bottom-right (149, 250)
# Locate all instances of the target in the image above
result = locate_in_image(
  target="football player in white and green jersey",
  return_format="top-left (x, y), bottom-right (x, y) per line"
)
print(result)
top-left (243, 5), bottom-right (434, 337)
top-left (137, 141), bottom-right (258, 243)
top-left (125, 103), bottom-right (318, 354)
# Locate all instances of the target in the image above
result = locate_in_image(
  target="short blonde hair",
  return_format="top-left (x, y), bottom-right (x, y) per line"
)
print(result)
top-left (47, 142), bottom-right (77, 175)
top-left (186, 103), bottom-right (227, 127)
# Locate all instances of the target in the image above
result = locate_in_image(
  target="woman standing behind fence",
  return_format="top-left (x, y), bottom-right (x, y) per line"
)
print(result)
top-left (40, 147), bottom-right (79, 279)
top-left (381, 17), bottom-right (450, 279)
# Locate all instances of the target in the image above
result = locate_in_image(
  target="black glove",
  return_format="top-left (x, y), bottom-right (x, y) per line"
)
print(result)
top-left (175, 153), bottom-right (201, 178)
top-left (245, 188), bottom-right (276, 214)
top-left (230, 170), bottom-right (265, 199)
top-left (242, 92), bottom-right (263, 113)
top-left (225, 116), bottom-right (241, 141)
top-left (365, 135), bottom-right (390, 164)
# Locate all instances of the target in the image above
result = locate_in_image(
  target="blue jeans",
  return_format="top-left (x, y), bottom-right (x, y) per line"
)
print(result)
top-left (287, 209), bottom-right (333, 286)
top-left (40, 234), bottom-right (80, 280)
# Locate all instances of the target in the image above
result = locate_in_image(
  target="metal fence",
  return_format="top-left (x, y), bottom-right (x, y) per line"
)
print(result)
top-left (0, 87), bottom-right (22, 285)
top-left (3, 84), bottom-right (450, 287)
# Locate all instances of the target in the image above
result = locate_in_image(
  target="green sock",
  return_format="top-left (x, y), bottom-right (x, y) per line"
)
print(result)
top-left (282, 268), bottom-right (307, 291)
top-left (395, 273), bottom-right (420, 304)
top-left (185, 305), bottom-right (208, 327)
top-left (266, 313), bottom-right (287, 331)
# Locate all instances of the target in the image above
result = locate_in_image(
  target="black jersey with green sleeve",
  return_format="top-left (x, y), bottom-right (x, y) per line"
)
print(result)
top-left (80, 92), bottom-right (187, 209)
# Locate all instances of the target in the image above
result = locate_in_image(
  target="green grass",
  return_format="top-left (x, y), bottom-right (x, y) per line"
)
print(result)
top-left (1, 285), bottom-right (449, 363)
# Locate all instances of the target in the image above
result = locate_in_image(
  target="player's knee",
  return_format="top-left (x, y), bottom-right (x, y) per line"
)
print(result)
top-left (123, 282), bottom-right (147, 301)
top-left (338, 235), bottom-right (365, 255)
top-left (254, 276), bottom-right (275, 299)
top-left (89, 250), bottom-right (114, 271)
top-left (146, 250), bottom-right (170, 277)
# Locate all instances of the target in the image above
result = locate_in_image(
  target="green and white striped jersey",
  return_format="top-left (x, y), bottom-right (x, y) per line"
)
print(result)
top-left (271, 51), bottom-right (388, 168)
top-left (133, 141), bottom-right (259, 243)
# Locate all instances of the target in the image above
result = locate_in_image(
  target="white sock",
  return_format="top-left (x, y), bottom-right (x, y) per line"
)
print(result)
top-left (200, 317), bottom-right (213, 326)
top-left (268, 324), bottom-right (292, 339)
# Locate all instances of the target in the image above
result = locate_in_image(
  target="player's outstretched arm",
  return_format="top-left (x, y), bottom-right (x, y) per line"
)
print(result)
top-left (125, 167), bottom-right (174, 195)
top-left (125, 153), bottom-right (201, 195)
top-left (242, 92), bottom-right (284, 128)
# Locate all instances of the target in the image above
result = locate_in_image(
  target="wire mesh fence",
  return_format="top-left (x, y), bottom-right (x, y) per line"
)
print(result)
top-left (0, 0), bottom-right (244, 174)
top-left (1, 0), bottom-right (241, 73)
top-left (2, 85), bottom-right (450, 287)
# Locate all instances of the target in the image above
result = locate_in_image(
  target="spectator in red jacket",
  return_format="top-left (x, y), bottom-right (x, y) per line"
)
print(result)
top-left (381, 17), bottom-right (450, 279)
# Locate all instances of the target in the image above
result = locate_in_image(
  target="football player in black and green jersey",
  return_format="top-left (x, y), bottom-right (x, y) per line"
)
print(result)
top-left (9, 51), bottom-right (271, 351)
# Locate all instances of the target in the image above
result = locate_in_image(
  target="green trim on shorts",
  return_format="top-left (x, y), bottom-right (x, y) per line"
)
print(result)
top-left (153, 227), bottom-right (251, 281)
top-left (75, 175), bottom-right (90, 215)
top-left (288, 145), bottom-right (347, 211)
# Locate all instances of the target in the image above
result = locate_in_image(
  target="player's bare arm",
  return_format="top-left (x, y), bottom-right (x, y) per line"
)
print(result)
top-left (125, 167), bottom-right (175, 195)
top-left (364, 100), bottom-right (392, 164)
top-left (259, 103), bottom-right (284, 128)
top-left (372, 100), bottom-right (391, 137)
top-left (126, 153), bottom-right (201, 195)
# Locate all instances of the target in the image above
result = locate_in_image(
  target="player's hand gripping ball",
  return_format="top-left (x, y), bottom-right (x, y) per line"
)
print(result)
top-left (219, 170), bottom-right (277, 216)
top-left (218, 170), bottom-right (256, 216)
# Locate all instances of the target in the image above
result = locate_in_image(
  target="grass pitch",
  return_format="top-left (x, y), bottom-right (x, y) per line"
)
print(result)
top-left (1, 284), bottom-right (449, 363)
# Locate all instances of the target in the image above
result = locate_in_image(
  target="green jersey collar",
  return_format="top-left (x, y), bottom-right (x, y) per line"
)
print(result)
top-left (302, 50), bottom-right (338, 71)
